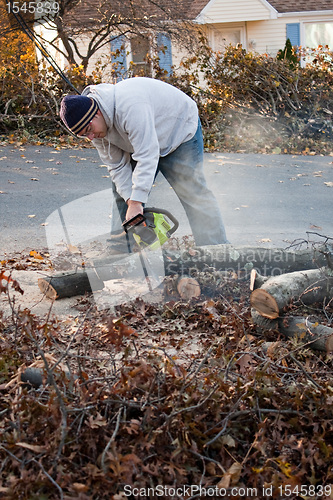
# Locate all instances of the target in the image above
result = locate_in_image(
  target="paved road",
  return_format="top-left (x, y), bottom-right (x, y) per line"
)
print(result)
top-left (1, 144), bottom-right (332, 258)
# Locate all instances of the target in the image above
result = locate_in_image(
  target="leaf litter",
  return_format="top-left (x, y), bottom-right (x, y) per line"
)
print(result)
top-left (0, 247), bottom-right (333, 499)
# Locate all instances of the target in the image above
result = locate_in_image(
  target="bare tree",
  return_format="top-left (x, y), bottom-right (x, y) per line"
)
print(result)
top-left (29, 0), bottom-right (199, 72)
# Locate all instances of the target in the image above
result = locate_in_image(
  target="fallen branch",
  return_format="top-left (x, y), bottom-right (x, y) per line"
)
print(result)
top-left (164, 245), bottom-right (327, 275)
top-left (38, 245), bottom-right (327, 300)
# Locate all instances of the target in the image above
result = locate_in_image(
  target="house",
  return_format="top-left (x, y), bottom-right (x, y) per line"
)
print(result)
top-left (194, 0), bottom-right (333, 57)
top-left (110, 0), bottom-right (333, 77)
top-left (33, 0), bottom-right (333, 77)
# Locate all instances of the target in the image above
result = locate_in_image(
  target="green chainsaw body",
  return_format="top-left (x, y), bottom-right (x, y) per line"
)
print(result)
top-left (122, 208), bottom-right (179, 250)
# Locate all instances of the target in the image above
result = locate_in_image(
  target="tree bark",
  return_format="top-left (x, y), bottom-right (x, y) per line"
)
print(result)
top-left (163, 245), bottom-right (327, 276)
top-left (250, 267), bottom-right (333, 319)
top-left (250, 267), bottom-right (333, 352)
top-left (38, 245), bottom-right (329, 300)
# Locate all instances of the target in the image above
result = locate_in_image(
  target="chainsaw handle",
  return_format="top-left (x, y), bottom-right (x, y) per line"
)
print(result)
top-left (143, 207), bottom-right (179, 235)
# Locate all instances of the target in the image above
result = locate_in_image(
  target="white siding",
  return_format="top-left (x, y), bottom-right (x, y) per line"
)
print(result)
top-left (34, 22), bottom-right (66, 69)
top-left (246, 18), bottom-right (287, 55)
top-left (74, 35), bottom-right (113, 78)
top-left (200, 0), bottom-right (273, 24)
top-left (246, 13), bottom-right (333, 56)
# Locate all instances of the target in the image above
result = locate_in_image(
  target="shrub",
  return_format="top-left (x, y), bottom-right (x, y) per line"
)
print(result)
top-left (277, 38), bottom-right (299, 71)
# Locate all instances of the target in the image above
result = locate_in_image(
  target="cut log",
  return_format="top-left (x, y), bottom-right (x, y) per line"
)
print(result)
top-left (251, 309), bottom-right (279, 332)
top-left (278, 316), bottom-right (333, 352)
top-left (164, 245), bottom-right (327, 276)
top-left (250, 266), bottom-right (333, 352)
top-left (251, 309), bottom-right (333, 352)
top-left (250, 267), bottom-right (333, 316)
top-left (250, 289), bottom-right (279, 319)
top-left (177, 277), bottom-right (201, 300)
top-left (38, 246), bottom-right (329, 300)
top-left (38, 270), bottom-right (103, 300)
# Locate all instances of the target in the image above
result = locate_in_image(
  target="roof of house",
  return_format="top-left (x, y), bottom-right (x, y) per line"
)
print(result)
top-left (187, 0), bottom-right (210, 19)
top-left (64, 0), bottom-right (193, 29)
top-left (63, 0), bottom-right (333, 28)
top-left (267, 0), bottom-right (333, 13)
top-left (189, 0), bottom-right (333, 18)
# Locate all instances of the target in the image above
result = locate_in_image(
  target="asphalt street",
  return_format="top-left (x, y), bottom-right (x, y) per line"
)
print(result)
top-left (1, 144), bottom-right (332, 258)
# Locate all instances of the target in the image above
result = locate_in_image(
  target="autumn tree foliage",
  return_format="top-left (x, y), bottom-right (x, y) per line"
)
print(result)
top-left (0, 1), bottom-right (102, 140)
top-left (0, 4), bottom-right (38, 125)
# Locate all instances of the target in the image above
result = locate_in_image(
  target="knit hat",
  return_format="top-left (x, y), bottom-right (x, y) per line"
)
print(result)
top-left (60, 95), bottom-right (99, 135)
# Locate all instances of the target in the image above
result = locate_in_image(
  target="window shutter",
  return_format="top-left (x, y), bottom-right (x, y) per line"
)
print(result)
top-left (110, 35), bottom-right (127, 80)
top-left (286, 23), bottom-right (300, 47)
top-left (156, 33), bottom-right (172, 75)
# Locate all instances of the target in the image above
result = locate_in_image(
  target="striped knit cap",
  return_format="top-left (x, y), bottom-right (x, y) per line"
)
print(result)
top-left (60, 95), bottom-right (98, 135)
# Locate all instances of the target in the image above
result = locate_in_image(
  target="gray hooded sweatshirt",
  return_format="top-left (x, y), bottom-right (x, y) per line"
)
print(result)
top-left (82, 77), bottom-right (198, 204)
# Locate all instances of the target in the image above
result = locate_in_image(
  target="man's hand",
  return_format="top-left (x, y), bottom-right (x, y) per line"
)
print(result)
top-left (125, 200), bottom-right (143, 221)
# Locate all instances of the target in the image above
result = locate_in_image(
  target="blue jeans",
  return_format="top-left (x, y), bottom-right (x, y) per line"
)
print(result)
top-left (110, 120), bottom-right (228, 245)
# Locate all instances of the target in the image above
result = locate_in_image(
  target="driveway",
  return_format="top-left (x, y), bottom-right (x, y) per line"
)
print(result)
top-left (1, 144), bottom-right (332, 258)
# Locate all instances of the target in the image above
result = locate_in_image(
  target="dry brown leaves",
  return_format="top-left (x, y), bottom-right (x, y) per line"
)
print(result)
top-left (0, 266), bottom-right (332, 499)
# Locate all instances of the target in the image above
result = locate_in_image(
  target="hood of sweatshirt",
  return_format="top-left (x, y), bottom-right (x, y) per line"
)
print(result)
top-left (82, 83), bottom-right (115, 130)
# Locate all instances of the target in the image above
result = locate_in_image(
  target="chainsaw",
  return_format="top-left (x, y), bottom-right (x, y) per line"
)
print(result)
top-left (122, 207), bottom-right (179, 251)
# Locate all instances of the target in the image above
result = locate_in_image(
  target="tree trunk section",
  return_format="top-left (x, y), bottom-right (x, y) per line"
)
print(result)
top-left (177, 277), bottom-right (201, 300)
top-left (38, 245), bottom-right (329, 300)
top-left (250, 267), bottom-right (333, 352)
top-left (250, 267), bottom-right (333, 318)
top-left (163, 245), bottom-right (327, 275)
top-left (278, 316), bottom-right (333, 352)
top-left (251, 310), bottom-right (333, 352)
top-left (38, 270), bottom-right (103, 300)
top-left (250, 288), bottom-right (279, 319)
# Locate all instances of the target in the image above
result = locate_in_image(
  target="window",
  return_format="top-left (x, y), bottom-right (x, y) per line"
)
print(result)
top-left (302, 21), bottom-right (333, 66)
top-left (286, 21), bottom-right (333, 66)
top-left (129, 35), bottom-right (152, 76)
top-left (304, 22), bottom-right (333, 49)
top-left (110, 32), bottom-right (172, 80)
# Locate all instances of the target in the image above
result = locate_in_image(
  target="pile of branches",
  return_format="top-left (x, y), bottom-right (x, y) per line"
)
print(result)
top-left (0, 269), bottom-right (333, 499)
top-left (0, 58), bottom-right (100, 139)
top-left (170, 44), bottom-right (333, 153)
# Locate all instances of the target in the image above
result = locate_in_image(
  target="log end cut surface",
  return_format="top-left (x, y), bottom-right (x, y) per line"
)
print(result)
top-left (177, 277), bottom-right (201, 300)
top-left (250, 288), bottom-right (279, 319)
top-left (38, 278), bottom-right (58, 300)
